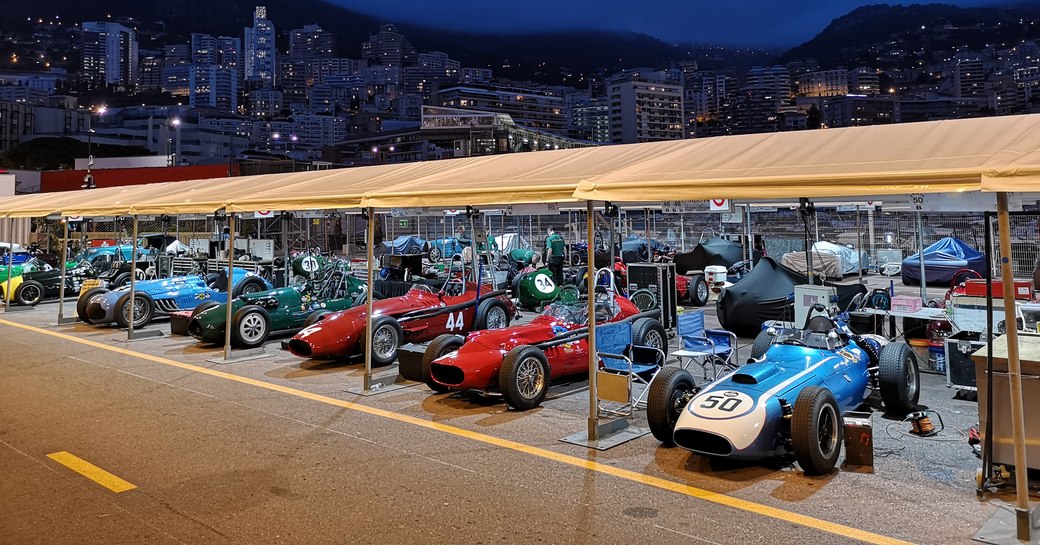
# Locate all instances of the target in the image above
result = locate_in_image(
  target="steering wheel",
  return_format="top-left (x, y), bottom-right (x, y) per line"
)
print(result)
top-left (557, 285), bottom-right (580, 304)
top-left (780, 338), bottom-right (807, 347)
top-left (413, 283), bottom-right (435, 294)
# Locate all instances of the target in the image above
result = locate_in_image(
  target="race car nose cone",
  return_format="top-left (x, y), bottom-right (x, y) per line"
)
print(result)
top-left (287, 339), bottom-right (312, 358)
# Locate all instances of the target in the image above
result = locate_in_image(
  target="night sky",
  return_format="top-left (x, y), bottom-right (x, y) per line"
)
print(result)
top-left (329, 0), bottom-right (998, 47)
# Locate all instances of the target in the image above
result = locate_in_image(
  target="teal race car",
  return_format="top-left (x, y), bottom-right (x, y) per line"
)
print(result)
top-left (188, 261), bottom-right (370, 348)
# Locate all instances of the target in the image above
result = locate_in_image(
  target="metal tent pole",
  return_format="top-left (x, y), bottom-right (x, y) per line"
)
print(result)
top-left (3, 217), bottom-right (13, 312)
top-left (363, 207), bottom-right (376, 391)
top-left (857, 206), bottom-right (864, 284)
top-left (127, 217), bottom-right (139, 340)
top-left (223, 213), bottom-right (236, 361)
top-left (586, 200), bottom-right (598, 441)
top-left (679, 215), bottom-right (685, 252)
top-left (916, 212), bottom-right (927, 301)
top-left (996, 193), bottom-right (1034, 540)
top-left (468, 208), bottom-right (478, 283)
top-left (57, 218), bottom-right (72, 322)
top-left (745, 204), bottom-right (753, 263)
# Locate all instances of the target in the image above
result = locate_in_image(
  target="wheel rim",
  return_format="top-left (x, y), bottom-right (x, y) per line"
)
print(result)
top-left (430, 248), bottom-right (440, 260)
top-left (21, 284), bottom-right (40, 302)
top-left (817, 403), bottom-right (839, 458)
top-left (123, 297), bottom-right (148, 325)
top-left (904, 355), bottom-right (918, 398)
top-left (642, 330), bottom-right (663, 350)
top-left (696, 281), bottom-right (708, 301)
top-left (487, 306), bottom-right (507, 329)
top-left (239, 313), bottom-right (267, 342)
top-left (372, 325), bottom-right (397, 359)
top-left (242, 282), bottom-right (262, 295)
top-left (515, 356), bottom-right (545, 399)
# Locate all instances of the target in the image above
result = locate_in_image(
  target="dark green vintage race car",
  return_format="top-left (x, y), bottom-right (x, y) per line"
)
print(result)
top-left (188, 262), bottom-right (368, 348)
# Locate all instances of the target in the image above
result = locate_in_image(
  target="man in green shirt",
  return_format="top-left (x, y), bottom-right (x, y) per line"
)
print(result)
top-left (545, 226), bottom-right (566, 285)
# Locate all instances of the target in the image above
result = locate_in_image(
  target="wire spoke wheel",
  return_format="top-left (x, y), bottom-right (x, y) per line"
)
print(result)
top-left (373, 325), bottom-right (397, 360)
top-left (643, 329), bottom-right (664, 350)
top-left (487, 306), bottom-right (507, 329)
top-left (696, 281), bottom-right (708, 302)
top-left (123, 296), bottom-right (148, 326)
top-left (515, 357), bottom-right (546, 400)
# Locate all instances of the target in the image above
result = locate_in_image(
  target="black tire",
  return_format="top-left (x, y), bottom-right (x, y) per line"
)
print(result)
top-left (475, 298), bottom-right (510, 330)
top-left (363, 315), bottom-right (403, 367)
top-left (749, 328), bottom-right (775, 360)
top-left (13, 280), bottom-right (45, 306)
top-left (233, 276), bottom-right (266, 298)
top-left (189, 301), bottom-right (221, 320)
top-left (878, 342), bottom-right (920, 415)
top-left (689, 274), bottom-right (709, 306)
top-left (647, 366), bottom-right (697, 445)
top-left (303, 309), bottom-right (332, 328)
top-left (791, 386), bottom-right (843, 475)
top-left (499, 345), bottom-right (549, 410)
top-left (230, 305), bottom-right (271, 348)
top-left (77, 287), bottom-right (110, 324)
top-left (114, 291), bottom-right (155, 328)
top-left (113, 272), bottom-right (132, 288)
top-left (570, 251), bottom-right (582, 266)
top-left (632, 317), bottom-right (667, 356)
top-left (422, 334), bottom-right (464, 393)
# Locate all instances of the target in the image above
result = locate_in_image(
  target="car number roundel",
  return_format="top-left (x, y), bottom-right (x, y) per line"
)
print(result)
top-left (301, 256), bottom-right (320, 273)
top-left (533, 273), bottom-right (555, 293)
top-left (689, 390), bottom-right (755, 420)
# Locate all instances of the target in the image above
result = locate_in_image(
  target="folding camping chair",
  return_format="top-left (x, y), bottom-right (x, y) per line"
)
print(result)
top-left (672, 310), bottom-right (740, 381)
top-left (595, 321), bottom-right (666, 417)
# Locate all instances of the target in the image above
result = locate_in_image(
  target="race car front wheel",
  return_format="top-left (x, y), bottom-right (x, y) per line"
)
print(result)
top-left (647, 367), bottom-right (696, 446)
top-left (791, 386), bottom-right (843, 476)
top-left (364, 316), bottom-right (403, 367)
top-left (500, 345), bottom-right (549, 410)
top-left (475, 299), bottom-right (510, 331)
top-left (422, 334), bottom-right (464, 393)
top-left (77, 287), bottom-right (110, 324)
top-left (14, 280), bottom-right (45, 306)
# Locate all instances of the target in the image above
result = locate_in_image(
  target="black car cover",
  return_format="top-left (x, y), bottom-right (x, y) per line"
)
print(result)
top-left (717, 257), bottom-right (867, 338)
top-left (620, 235), bottom-right (667, 263)
top-left (674, 237), bottom-right (744, 274)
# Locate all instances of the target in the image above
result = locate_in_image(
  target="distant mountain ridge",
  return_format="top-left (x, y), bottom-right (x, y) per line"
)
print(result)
top-left (780, 3), bottom-right (1040, 68)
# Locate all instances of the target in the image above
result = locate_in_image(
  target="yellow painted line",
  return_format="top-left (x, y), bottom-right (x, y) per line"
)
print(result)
top-left (4, 318), bottom-right (912, 545)
top-left (46, 451), bottom-right (137, 493)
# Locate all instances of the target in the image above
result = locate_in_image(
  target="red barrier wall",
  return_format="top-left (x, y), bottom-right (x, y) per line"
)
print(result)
top-left (40, 164), bottom-right (239, 193)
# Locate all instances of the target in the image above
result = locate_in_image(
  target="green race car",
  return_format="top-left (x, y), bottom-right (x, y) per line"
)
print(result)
top-left (188, 261), bottom-right (368, 348)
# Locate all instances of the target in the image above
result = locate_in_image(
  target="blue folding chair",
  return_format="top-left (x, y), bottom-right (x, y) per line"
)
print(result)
top-left (595, 321), bottom-right (666, 417)
top-left (672, 310), bottom-right (739, 381)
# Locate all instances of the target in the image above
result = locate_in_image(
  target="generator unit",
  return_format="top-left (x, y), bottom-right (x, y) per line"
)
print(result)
top-left (627, 263), bottom-right (677, 330)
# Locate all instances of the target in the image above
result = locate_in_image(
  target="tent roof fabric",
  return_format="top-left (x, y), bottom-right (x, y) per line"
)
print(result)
top-left (3, 114), bottom-right (1040, 218)
top-left (573, 114), bottom-right (1040, 203)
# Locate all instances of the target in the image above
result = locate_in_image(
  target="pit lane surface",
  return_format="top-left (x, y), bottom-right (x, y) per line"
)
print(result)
top-left (0, 300), bottom-right (992, 545)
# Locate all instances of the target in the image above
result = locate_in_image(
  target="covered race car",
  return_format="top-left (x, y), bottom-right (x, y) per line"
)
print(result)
top-left (647, 304), bottom-right (919, 475)
top-left (189, 262), bottom-right (369, 348)
top-left (423, 272), bottom-right (667, 410)
top-left (286, 277), bottom-right (516, 365)
top-left (80, 269), bottom-right (271, 328)
top-left (381, 235), bottom-right (427, 255)
top-left (673, 237), bottom-right (745, 274)
top-left (901, 236), bottom-right (985, 286)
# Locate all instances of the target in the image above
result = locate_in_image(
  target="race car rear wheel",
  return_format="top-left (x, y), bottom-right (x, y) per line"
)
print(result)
top-left (475, 299), bottom-right (510, 330)
top-left (114, 291), bottom-right (155, 329)
top-left (749, 328), bottom-right (775, 361)
top-left (77, 287), bottom-right (110, 324)
top-left (14, 280), bottom-right (45, 306)
top-left (499, 345), bottom-right (549, 410)
top-left (688, 275), bottom-right (709, 307)
top-left (791, 386), bottom-right (843, 475)
top-left (633, 318), bottom-right (667, 356)
top-left (878, 341), bottom-right (920, 416)
top-left (422, 334), bottom-right (464, 393)
top-left (231, 305), bottom-right (271, 348)
top-left (363, 316), bottom-right (403, 367)
top-left (233, 277), bottom-right (267, 298)
top-left (647, 366), bottom-right (696, 446)
top-left (113, 272), bottom-right (132, 288)
top-left (428, 247), bottom-right (442, 261)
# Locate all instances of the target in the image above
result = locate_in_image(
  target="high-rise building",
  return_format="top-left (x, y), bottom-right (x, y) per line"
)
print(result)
top-left (138, 50), bottom-right (163, 90)
top-left (571, 98), bottom-right (610, 143)
top-left (955, 59), bottom-right (986, 97)
top-left (797, 70), bottom-right (848, 97)
top-left (80, 21), bottom-right (138, 90)
top-left (191, 34), bottom-right (241, 68)
top-left (190, 65), bottom-right (239, 112)
top-left (361, 25), bottom-right (417, 69)
top-left (847, 67), bottom-right (881, 95)
top-left (460, 68), bottom-right (492, 84)
top-left (607, 71), bottom-right (684, 144)
top-left (436, 85), bottom-right (567, 133)
top-left (244, 6), bottom-right (277, 85)
top-left (289, 24), bottom-right (336, 59)
top-left (745, 66), bottom-right (792, 100)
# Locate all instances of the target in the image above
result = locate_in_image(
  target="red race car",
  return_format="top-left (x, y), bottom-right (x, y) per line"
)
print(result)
top-left (286, 278), bottom-right (515, 365)
top-left (422, 282), bottom-right (667, 410)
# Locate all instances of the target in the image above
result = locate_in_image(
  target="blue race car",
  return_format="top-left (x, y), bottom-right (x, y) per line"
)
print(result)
top-left (426, 237), bottom-right (465, 261)
top-left (81, 269), bottom-right (271, 328)
top-left (647, 303), bottom-right (919, 475)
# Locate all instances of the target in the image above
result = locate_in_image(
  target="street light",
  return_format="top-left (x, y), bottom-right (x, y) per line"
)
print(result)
top-left (171, 118), bottom-right (181, 166)
top-left (82, 129), bottom-right (96, 189)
